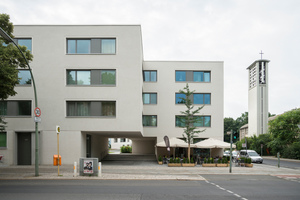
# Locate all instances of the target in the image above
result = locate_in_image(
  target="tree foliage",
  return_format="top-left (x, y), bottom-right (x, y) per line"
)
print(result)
top-left (235, 108), bottom-right (300, 159)
top-left (178, 84), bottom-right (205, 159)
top-left (268, 108), bottom-right (300, 157)
top-left (0, 13), bottom-right (33, 130)
top-left (223, 112), bottom-right (248, 142)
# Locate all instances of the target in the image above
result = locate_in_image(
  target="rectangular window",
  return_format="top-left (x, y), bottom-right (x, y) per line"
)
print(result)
top-left (0, 101), bottom-right (7, 115)
top-left (114, 138), bottom-right (118, 143)
top-left (101, 70), bottom-right (116, 85)
top-left (101, 39), bottom-right (116, 54)
top-left (0, 132), bottom-right (7, 148)
top-left (176, 71), bottom-right (186, 81)
top-left (67, 70), bottom-right (116, 86)
top-left (193, 94), bottom-right (211, 105)
top-left (143, 93), bottom-right (157, 104)
top-left (67, 38), bottom-right (116, 54)
top-left (18, 70), bottom-right (32, 85)
top-left (175, 93), bottom-right (186, 104)
top-left (0, 101), bottom-right (31, 116)
top-left (120, 138), bottom-right (126, 142)
top-left (176, 70), bottom-right (211, 82)
top-left (15, 38), bottom-right (32, 51)
top-left (66, 101), bottom-right (116, 117)
top-left (143, 71), bottom-right (157, 82)
top-left (175, 116), bottom-right (211, 127)
top-left (143, 115), bottom-right (157, 127)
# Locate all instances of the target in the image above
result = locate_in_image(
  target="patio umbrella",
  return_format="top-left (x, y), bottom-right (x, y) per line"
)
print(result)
top-left (156, 137), bottom-right (197, 148)
top-left (195, 138), bottom-right (236, 149)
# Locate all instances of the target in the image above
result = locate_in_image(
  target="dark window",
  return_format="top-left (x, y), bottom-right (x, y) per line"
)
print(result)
top-left (175, 116), bottom-right (211, 127)
top-left (0, 132), bottom-right (7, 148)
top-left (66, 101), bottom-right (116, 117)
top-left (0, 101), bottom-right (31, 116)
top-left (142, 115), bottom-right (157, 127)
top-left (175, 93), bottom-right (186, 104)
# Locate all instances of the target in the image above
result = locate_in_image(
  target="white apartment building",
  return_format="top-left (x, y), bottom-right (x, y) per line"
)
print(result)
top-left (0, 25), bottom-right (223, 165)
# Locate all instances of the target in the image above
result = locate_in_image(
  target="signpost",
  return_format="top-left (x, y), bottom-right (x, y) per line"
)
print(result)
top-left (56, 126), bottom-right (60, 175)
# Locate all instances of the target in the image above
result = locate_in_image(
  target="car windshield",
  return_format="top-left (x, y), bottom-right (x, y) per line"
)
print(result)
top-left (248, 152), bottom-right (259, 156)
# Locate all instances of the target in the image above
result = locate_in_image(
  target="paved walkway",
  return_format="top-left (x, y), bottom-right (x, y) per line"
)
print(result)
top-left (1, 158), bottom-right (300, 180)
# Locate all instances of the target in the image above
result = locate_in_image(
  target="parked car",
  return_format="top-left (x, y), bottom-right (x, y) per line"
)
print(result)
top-left (223, 150), bottom-right (230, 157)
top-left (239, 150), bottom-right (263, 163)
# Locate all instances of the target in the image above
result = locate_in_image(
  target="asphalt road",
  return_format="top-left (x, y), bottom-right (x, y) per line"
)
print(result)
top-left (262, 157), bottom-right (300, 169)
top-left (1, 175), bottom-right (300, 200)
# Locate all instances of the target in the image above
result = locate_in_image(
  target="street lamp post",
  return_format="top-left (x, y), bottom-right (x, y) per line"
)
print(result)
top-left (0, 27), bottom-right (39, 176)
top-left (227, 130), bottom-right (233, 173)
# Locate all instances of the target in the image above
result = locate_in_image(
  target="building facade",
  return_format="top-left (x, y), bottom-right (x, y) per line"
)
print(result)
top-left (247, 59), bottom-right (270, 137)
top-left (0, 25), bottom-right (223, 165)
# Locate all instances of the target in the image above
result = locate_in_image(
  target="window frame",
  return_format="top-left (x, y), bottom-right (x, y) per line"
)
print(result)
top-left (66, 101), bottom-right (116, 117)
top-left (66, 69), bottom-right (116, 86)
top-left (66, 38), bottom-right (116, 54)
top-left (175, 115), bottom-right (211, 127)
top-left (143, 70), bottom-right (157, 82)
top-left (175, 70), bottom-right (211, 83)
top-left (142, 115), bottom-right (157, 127)
top-left (175, 93), bottom-right (211, 105)
top-left (14, 38), bottom-right (32, 52)
top-left (0, 100), bottom-right (32, 117)
top-left (0, 132), bottom-right (7, 148)
top-left (143, 93), bottom-right (157, 104)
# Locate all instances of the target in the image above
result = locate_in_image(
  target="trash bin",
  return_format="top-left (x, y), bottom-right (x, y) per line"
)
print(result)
top-left (53, 155), bottom-right (61, 166)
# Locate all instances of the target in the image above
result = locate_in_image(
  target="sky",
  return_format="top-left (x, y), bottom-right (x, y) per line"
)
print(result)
top-left (1, 0), bottom-right (299, 119)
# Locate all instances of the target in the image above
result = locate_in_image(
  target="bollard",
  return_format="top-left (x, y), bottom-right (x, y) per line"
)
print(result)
top-left (74, 162), bottom-right (77, 177)
top-left (277, 152), bottom-right (280, 168)
top-left (98, 162), bottom-right (102, 177)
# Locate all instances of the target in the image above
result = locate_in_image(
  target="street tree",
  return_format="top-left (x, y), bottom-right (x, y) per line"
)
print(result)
top-left (0, 13), bottom-right (33, 130)
top-left (268, 108), bottom-right (300, 157)
top-left (178, 84), bottom-right (205, 160)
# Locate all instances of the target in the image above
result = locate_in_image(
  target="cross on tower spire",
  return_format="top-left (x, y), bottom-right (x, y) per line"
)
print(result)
top-left (259, 50), bottom-right (264, 60)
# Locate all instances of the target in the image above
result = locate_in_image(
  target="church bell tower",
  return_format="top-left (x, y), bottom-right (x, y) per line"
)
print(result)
top-left (247, 55), bottom-right (270, 137)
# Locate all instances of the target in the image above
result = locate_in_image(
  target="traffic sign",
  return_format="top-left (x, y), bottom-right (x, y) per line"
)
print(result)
top-left (56, 126), bottom-right (60, 134)
top-left (34, 107), bottom-right (41, 117)
top-left (34, 117), bottom-right (41, 123)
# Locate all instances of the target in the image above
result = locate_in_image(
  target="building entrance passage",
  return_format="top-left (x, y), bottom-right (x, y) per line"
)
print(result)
top-left (17, 132), bottom-right (31, 165)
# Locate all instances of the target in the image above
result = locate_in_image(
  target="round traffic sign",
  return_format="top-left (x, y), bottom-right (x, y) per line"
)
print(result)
top-left (34, 107), bottom-right (41, 117)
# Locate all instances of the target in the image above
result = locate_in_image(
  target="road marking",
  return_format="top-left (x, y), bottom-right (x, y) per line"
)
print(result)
top-left (205, 180), bottom-right (248, 200)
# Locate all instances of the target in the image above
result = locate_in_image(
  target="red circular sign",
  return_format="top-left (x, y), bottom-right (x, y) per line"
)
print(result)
top-left (34, 107), bottom-right (41, 117)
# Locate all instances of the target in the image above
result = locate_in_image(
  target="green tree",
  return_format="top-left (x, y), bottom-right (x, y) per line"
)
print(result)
top-left (0, 13), bottom-right (33, 130)
top-left (178, 84), bottom-right (205, 159)
top-left (268, 108), bottom-right (300, 157)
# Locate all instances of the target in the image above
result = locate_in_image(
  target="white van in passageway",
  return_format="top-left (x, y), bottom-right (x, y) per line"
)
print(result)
top-left (240, 150), bottom-right (263, 163)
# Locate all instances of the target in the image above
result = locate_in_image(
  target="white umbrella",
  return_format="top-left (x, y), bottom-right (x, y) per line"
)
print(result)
top-left (156, 137), bottom-right (197, 148)
top-left (195, 138), bottom-right (236, 149)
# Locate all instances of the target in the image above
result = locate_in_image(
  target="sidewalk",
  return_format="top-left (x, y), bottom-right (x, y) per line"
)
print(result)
top-left (1, 161), bottom-right (300, 180)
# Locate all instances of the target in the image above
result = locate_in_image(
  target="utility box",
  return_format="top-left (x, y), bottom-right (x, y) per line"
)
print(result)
top-left (79, 158), bottom-right (98, 176)
top-left (53, 155), bottom-right (61, 166)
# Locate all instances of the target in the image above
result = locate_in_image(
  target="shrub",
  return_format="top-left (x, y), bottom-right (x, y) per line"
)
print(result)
top-left (223, 157), bottom-right (227, 164)
top-left (218, 158), bottom-right (221, 164)
top-left (120, 146), bottom-right (132, 153)
top-left (187, 158), bottom-right (190, 163)
top-left (191, 157), bottom-right (194, 163)
top-left (183, 158), bottom-right (186, 163)
top-left (204, 158), bottom-right (207, 164)
top-left (176, 158), bottom-right (180, 163)
top-left (210, 157), bottom-right (214, 163)
top-left (169, 158), bottom-right (174, 163)
top-left (158, 155), bottom-right (162, 162)
top-left (247, 158), bottom-right (252, 164)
